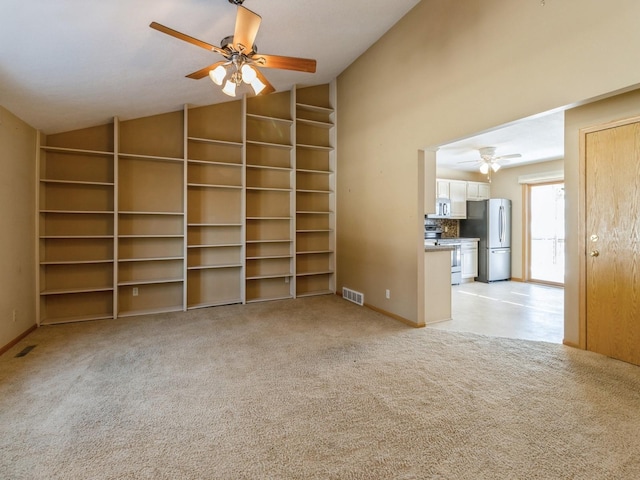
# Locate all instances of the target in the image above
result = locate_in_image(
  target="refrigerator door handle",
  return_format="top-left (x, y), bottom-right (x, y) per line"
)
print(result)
top-left (501, 205), bottom-right (506, 244)
top-left (498, 206), bottom-right (503, 244)
top-left (503, 206), bottom-right (507, 244)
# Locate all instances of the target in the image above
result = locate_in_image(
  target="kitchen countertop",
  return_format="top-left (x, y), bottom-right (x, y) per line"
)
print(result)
top-left (424, 244), bottom-right (454, 252)
top-left (437, 237), bottom-right (480, 242)
top-left (424, 237), bottom-right (479, 251)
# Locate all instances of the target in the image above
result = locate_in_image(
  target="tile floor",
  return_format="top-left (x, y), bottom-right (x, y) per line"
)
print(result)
top-left (427, 281), bottom-right (564, 343)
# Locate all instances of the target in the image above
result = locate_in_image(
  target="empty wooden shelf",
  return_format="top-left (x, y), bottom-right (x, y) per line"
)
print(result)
top-left (36, 83), bottom-right (336, 323)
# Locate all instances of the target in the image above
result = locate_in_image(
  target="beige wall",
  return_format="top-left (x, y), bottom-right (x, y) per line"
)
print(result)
top-left (337, 0), bottom-right (640, 325)
top-left (0, 106), bottom-right (36, 349)
top-left (563, 89), bottom-right (640, 346)
top-left (490, 159), bottom-right (564, 280)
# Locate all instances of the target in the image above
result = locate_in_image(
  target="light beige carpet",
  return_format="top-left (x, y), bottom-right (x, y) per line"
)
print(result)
top-left (1, 295), bottom-right (640, 479)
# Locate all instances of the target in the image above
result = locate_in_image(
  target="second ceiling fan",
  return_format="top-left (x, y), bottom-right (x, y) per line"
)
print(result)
top-left (150, 0), bottom-right (317, 97)
top-left (460, 147), bottom-right (522, 179)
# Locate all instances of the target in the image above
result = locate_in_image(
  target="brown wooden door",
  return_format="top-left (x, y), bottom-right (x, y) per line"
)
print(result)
top-left (585, 120), bottom-right (640, 365)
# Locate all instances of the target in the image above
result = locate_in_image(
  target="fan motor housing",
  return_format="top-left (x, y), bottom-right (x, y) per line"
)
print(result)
top-left (220, 35), bottom-right (234, 49)
top-left (221, 35), bottom-right (257, 54)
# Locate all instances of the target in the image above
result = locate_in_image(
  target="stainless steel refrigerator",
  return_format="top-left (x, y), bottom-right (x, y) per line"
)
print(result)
top-left (460, 199), bottom-right (511, 282)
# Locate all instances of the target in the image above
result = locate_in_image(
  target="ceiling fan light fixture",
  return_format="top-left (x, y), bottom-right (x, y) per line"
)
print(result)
top-left (222, 79), bottom-right (237, 97)
top-left (150, 3), bottom-right (316, 99)
top-left (479, 162), bottom-right (490, 175)
top-left (249, 77), bottom-right (266, 95)
top-left (209, 64), bottom-right (227, 85)
top-left (491, 162), bottom-right (501, 172)
top-left (241, 63), bottom-right (257, 83)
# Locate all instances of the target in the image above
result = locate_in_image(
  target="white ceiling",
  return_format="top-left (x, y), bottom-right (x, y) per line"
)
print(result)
top-left (436, 110), bottom-right (565, 172)
top-left (0, 0), bottom-right (420, 134)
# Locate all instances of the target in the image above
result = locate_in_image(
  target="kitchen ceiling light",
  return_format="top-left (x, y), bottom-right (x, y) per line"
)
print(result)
top-left (462, 147), bottom-right (521, 181)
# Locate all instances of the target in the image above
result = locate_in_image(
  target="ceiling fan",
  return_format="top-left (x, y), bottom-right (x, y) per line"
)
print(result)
top-left (460, 147), bottom-right (522, 179)
top-left (150, 0), bottom-right (317, 97)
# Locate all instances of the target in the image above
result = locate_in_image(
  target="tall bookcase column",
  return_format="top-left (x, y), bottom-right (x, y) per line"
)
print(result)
top-left (37, 124), bottom-right (116, 324)
top-left (244, 91), bottom-right (295, 302)
top-left (295, 83), bottom-right (336, 297)
top-left (186, 100), bottom-right (245, 308)
top-left (117, 111), bottom-right (186, 317)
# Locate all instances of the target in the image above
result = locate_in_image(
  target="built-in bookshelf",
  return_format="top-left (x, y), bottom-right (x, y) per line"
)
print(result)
top-left (36, 83), bottom-right (335, 324)
top-left (295, 84), bottom-right (335, 297)
top-left (38, 124), bottom-right (116, 324)
top-left (117, 111), bottom-right (185, 317)
top-left (186, 101), bottom-right (244, 309)
top-left (245, 91), bottom-right (295, 303)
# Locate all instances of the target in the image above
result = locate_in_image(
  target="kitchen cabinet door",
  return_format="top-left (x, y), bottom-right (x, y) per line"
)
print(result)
top-left (436, 179), bottom-right (450, 198)
top-left (478, 183), bottom-right (490, 200)
top-left (449, 180), bottom-right (467, 218)
top-left (461, 241), bottom-right (478, 279)
top-left (467, 181), bottom-right (490, 201)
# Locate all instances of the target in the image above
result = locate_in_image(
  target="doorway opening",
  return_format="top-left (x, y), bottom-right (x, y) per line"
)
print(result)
top-left (424, 110), bottom-right (565, 343)
top-left (527, 182), bottom-right (565, 285)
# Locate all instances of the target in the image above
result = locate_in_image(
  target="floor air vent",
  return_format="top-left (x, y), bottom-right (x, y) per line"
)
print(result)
top-left (342, 287), bottom-right (364, 306)
top-left (15, 345), bottom-right (36, 358)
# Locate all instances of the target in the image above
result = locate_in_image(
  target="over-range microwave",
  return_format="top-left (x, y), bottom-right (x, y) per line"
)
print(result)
top-left (427, 197), bottom-right (451, 218)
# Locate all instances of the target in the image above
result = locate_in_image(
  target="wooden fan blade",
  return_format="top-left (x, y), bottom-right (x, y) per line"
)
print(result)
top-left (150, 22), bottom-right (227, 56)
top-left (233, 6), bottom-right (261, 53)
top-left (253, 68), bottom-right (276, 96)
top-left (252, 54), bottom-right (317, 73)
top-left (186, 61), bottom-right (226, 80)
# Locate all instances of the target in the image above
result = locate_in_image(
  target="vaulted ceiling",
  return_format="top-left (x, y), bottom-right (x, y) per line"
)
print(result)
top-left (0, 0), bottom-right (420, 134)
top-left (1, 1), bottom-right (565, 169)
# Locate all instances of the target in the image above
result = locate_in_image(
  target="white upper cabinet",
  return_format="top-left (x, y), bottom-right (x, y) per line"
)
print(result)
top-left (448, 180), bottom-right (467, 219)
top-left (435, 179), bottom-right (466, 218)
top-left (436, 179), bottom-right (450, 199)
top-left (435, 179), bottom-right (490, 219)
top-left (467, 181), bottom-right (491, 201)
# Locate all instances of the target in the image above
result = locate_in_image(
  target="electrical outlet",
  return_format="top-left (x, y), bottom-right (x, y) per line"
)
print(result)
top-left (285, 277), bottom-right (289, 284)
top-left (385, 289), bottom-right (390, 299)
top-left (133, 287), bottom-right (139, 297)
top-left (445, 226), bottom-right (449, 233)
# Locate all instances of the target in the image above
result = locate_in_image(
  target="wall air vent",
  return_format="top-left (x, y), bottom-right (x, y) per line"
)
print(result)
top-left (342, 287), bottom-right (364, 306)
